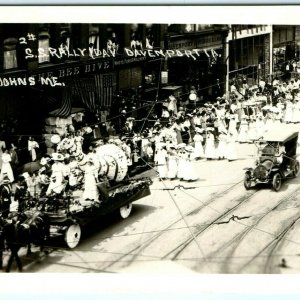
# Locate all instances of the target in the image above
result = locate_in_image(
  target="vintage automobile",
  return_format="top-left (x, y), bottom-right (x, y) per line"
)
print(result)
top-left (244, 128), bottom-right (300, 192)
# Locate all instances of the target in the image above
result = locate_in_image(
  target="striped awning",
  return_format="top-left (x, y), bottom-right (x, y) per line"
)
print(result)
top-left (49, 87), bottom-right (72, 118)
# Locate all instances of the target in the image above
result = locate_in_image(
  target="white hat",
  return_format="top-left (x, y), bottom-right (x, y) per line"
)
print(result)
top-left (22, 172), bottom-right (30, 179)
top-left (195, 127), bottom-right (204, 133)
top-left (176, 143), bottom-right (186, 150)
top-left (185, 145), bottom-right (194, 152)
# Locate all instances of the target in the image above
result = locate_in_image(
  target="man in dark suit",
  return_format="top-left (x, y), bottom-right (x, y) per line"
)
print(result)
top-left (0, 176), bottom-right (12, 218)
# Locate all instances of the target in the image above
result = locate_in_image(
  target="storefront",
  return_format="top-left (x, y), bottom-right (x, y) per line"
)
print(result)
top-left (165, 30), bottom-right (227, 102)
top-left (228, 25), bottom-right (272, 87)
top-left (273, 26), bottom-right (297, 79)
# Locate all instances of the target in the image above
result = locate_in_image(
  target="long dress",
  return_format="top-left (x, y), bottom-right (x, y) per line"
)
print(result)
top-left (247, 121), bottom-right (257, 142)
top-left (82, 163), bottom-right (99, 201)
top-left (205, 133), bottom-right (216, 159)
top-left (177, 150), bottom-right (187, 179)
top-left (216, 133), bottom-right (227, 159)
top-left (193, 133), bottom-right (204, 159)
top-left (182, 153), bottom-right (198, 181)
top-left (237, 119), bottom-right (249, 143)
top-left (69, 160), bottom-right (81, 187)
top-left (155, 148), bottom-right (168, 179)
top-left (46, 162), bottom-right (66, 195)
top-left (0, 152), bottom-right (14, 182)
top-left (284, 101), bottom-right (293, 123)
top-left (167, 152), bottom-right (178, 179)
top-left (226, 134), bottom-right (237, 161)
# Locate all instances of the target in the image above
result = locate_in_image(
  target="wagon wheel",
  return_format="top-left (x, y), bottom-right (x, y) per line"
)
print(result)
top-left (120, 203), bottom-right (133, 219)
top-left (244, 173), bottom-right (252, 190)
top-left (293, 161), bottom-right (300, 177)
top-left (272, 173), bottom-right (282, 192)
top-left (64, 223), bottom-right (81, 249)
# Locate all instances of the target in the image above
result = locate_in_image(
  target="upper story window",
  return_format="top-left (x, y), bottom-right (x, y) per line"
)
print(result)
top-left (195, 24), bottom-right (213, 31)
top-left (130, 24), bottom-right (143, 50)
top-left (145, 24), bottom-right (155, 49)
top-left (3, 37), bottom-right (18, 70)
top-left (60, 29), bottom-right (71, 49)
top-left (38, 31), bottom-right (50, 64)
top-left (89, 24), bottom-right (99, 50)
top-left (106, 26), bottom-right (119, 53)
top-left (185, 24), bottom-right (195, 32)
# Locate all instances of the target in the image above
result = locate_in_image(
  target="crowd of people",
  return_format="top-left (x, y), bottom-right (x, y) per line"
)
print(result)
top-left (2, 74), bottom-right (300, 191)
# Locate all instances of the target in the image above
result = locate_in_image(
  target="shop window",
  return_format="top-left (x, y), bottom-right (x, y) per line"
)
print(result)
top-left (38, 31), bottom-right (50, 63)
top-left (3, 38), bottom-right (18, 70)
top-left (89, 24), bottom-right (99, 49)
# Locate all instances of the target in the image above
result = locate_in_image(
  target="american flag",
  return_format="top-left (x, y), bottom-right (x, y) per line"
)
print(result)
top-left (94, 73), bottom-right (117, 107)
top-left (72, 77), bottom-right (97, 112)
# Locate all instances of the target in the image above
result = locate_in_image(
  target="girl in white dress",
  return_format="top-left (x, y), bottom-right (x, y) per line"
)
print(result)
top-left (46, 153), bottom-right (66, 195)
top-left (167, 145), bottom-right (178, 180)
top-left (176, 144), bottom-right (186, 180)
top-left (228, 114), bottom-right (238, 138)
top-left (182, 146), bottom-right (198, 181)
top-left (284, 98), bottom-right (293, 123)
top-left (264, 111), bottom-right (275, 133)
top-left (82, 159), bottom-right (99, 201)
top-left (193, 128), bottom-right (204, 160)
top-left (216, 130), bottom-right (228, 159)
top-left (155, 144), bottom-right (168, 180)
top-left (205, 130), bottom-right (216, 160)
top-left (226, 132), bottom-right (238, 161)
top-left (255, 113), bottom-right (265, 140)
top-left (237, 115), bottom-right (249, 143)
top-left (247, 116), bottom-right (257, 142)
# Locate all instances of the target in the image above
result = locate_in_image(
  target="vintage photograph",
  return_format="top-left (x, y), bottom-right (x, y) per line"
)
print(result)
top-left (1, 17), bottom-right (300, 275)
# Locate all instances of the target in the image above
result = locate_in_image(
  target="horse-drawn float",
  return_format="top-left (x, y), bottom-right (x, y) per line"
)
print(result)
top-left (14, 136), bottom-right (153, 249)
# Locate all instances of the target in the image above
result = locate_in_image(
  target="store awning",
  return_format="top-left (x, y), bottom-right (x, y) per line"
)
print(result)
top-left (49, 107), bottom-right (85, 118)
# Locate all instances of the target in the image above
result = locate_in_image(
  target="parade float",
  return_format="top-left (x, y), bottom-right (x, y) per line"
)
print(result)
top-left (25, 134), bottom-right (152, 249)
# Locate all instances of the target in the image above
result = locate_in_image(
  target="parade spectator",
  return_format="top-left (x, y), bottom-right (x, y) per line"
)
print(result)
top-left (14, 175), bottom-right (28, 212)
top-left (0, 149), bottom-right (14, 183)
top-left (28, 137), bottom-right (39, 162)
top-left (0, 176), bottom-right (12, 218)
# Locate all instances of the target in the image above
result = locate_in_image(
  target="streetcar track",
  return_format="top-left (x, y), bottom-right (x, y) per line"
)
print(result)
top-left (161, 188), bottom-right (260, 260)
top-left (217, 186), bottom-right (300, 273)
top-left (235, 216), bottom-right (300, 274)
top-left (100, 178), bottom-right (247, 271)
top-left (108, 184), bottom-right (259, 270)
top-left (263, 216), bottom-right (300, 274)
top-left (164, 181), bottom-right (300, 269)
